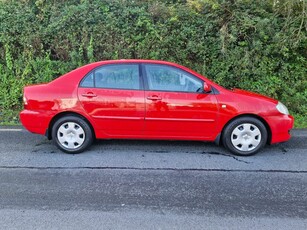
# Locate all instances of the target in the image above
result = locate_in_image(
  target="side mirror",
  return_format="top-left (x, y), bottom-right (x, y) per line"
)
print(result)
top-left (203, 82), bottom-right (212, 93)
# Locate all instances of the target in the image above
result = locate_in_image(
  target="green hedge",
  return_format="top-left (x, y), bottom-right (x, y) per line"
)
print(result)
top-left (0, 0), bottom-right (306, 126)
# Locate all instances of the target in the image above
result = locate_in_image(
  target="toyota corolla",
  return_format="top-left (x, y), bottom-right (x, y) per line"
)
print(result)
top-left (20, 60), bottom-right (294, 156)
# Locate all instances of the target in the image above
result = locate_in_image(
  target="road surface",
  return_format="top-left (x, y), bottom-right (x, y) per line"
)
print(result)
top-left (0, 127), bottom-right (306, 229)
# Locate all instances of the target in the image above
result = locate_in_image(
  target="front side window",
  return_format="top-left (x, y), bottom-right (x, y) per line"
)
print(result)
top-left (145, 64), bottom-right (203, 93)
top-left (80, 64), bottom-right (140, 90)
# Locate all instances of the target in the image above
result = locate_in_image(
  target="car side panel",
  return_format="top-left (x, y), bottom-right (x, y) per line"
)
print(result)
top-left (78, 88), bottom-right (145, 136)
top-left (20, 84), bottom-right (100, 138)
top-left (144, 91), bottom-right (219, 139)
top-left (213, 91), bottom-right (294, 144)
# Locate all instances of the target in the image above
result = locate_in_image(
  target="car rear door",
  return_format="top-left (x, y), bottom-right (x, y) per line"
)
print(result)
top-left (143, 63), bottom-right (218, 139)
top-left (78, 64), bottom-right (145, 137)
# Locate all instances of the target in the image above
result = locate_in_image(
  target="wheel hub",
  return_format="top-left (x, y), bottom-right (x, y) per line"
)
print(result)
top-left (67, 131), bottom-right (75, 139)
top-left (231, 123), bottom-right (261, 152)
top-left (57, 122), bottom-right (85, 149)
top-left (242, 133), bottom-right (250, 140)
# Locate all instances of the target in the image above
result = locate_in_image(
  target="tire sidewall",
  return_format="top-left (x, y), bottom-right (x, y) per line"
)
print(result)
top-left (52, 115), bottom-right (93, 154)
top-left (223, 117), bottom-right (268, 156)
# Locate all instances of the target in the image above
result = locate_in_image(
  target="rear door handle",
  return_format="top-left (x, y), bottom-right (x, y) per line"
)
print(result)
top-left (147, 95), bottom-right (162, 101)
top-left (82, 93), bottom-right (97, 98)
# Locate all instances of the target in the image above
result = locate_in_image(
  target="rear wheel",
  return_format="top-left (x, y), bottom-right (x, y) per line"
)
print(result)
top-left (52, 115), bottom-right (93, 154)
top-left (222, 117), bottom-right (267, 156)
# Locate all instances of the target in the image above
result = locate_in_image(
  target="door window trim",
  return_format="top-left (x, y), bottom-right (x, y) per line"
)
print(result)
top-left (79, 63), bottom-right (144, 91)
top-left (141, 63), bottom-right (207, 94)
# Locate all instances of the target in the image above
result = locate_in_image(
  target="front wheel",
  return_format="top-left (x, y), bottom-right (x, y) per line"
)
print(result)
top-left (52, 115), bottom-right (93, 154)
top-left (222, 117), bottom-right (268, 156)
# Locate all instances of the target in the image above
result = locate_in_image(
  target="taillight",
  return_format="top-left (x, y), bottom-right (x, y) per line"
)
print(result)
top-left (23, 94), bottom-right (28, 109)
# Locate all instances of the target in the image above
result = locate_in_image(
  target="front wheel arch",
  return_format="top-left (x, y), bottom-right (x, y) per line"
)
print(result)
top-left (221, 116), bottom-right (269, 156)
top-left (219, 114), bottom-right (272, 145)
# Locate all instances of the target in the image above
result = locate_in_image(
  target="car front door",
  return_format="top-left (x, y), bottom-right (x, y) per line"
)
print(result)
top-left (78, 64), bottom-right (145, 137)
top-left (143, 64), bottom-right (218, 139)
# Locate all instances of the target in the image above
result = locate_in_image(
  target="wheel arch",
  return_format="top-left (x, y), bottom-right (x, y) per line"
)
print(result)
top-left (46, 111), bottom-right (96, 140)
top-left (218, 114), bottom-right (272, 145)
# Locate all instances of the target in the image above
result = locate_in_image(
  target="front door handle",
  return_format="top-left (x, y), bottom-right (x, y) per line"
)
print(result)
top-left (82, 93), bottom-right (97, 98)
top-left (147, 95), bottom-right (162, 101)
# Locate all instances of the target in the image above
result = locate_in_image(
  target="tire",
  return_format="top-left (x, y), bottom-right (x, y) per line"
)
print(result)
top-left (222, 117), bottom-right (267, 156)
top-left (52, 115), bottom-right (93, 154)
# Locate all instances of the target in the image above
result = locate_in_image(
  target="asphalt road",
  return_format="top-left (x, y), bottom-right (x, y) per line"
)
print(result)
top-left (0, 127), bottom-right (306, 229)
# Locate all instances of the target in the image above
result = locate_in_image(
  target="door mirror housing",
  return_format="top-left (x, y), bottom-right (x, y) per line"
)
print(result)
top-left (203, 82), bottom-right (212, 93)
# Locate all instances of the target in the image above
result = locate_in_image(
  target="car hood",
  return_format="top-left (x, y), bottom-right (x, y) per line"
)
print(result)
top-left (231, 88), bottom-right (277, 104)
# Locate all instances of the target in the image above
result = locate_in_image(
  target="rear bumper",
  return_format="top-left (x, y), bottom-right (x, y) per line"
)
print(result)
top-left (20, 110), bottom-right (51, 135)
top-left (267, 114), bottom-right (294, 144)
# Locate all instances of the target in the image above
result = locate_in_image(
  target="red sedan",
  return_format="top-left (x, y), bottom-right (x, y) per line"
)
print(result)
top-left (20, 60), bottom-right (294, 156)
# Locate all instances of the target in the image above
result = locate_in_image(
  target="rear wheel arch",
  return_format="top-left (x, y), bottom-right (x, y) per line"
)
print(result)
top-left (47, 112), bottom-right (96, 140)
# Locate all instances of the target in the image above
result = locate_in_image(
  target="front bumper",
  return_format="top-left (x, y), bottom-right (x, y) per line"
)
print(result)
top-left (267, 114), bottom-right (294, 144)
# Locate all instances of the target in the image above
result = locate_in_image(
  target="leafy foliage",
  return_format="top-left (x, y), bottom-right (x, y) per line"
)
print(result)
top-left (0, 0), bottom-right (306, 126)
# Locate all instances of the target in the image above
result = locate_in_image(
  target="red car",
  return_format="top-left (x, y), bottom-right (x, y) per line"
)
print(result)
top-left (20, 60), bottom-right (294, 156)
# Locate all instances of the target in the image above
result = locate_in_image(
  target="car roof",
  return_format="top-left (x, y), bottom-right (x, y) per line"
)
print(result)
top-left (85, 59), bottom-right (183, 67)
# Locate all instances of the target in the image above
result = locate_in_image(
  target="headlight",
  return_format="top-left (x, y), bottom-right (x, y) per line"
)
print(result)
top-left (276, 101), bottom-right (289, 115)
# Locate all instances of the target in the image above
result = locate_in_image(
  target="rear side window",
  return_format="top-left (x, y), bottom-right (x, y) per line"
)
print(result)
top-left (80, 64), bottom-right (140, 90)
top-left (80, 72), bottom-right (94, 88)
